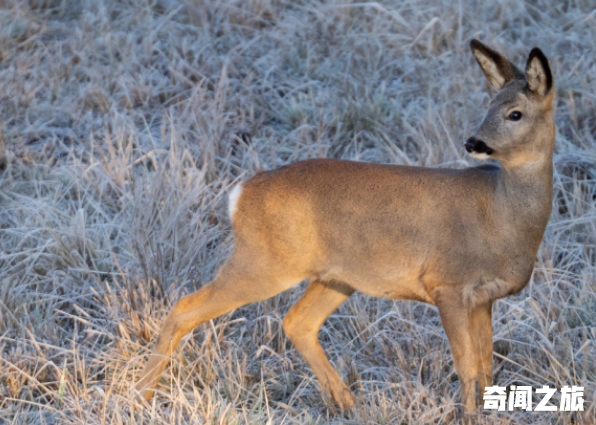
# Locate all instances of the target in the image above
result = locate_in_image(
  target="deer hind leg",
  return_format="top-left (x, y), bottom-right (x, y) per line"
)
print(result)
top-left (436, 288), bottom-right (480, 419)
top-left (471, 301), bottom-right (493, 406)
top-left (135, 255), bottom-right (303, 402)
top-left (283, 280), bottom-right (355, 411)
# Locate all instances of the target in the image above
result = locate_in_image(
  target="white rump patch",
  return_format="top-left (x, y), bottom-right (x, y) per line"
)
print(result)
top-left (228, 183), bottom-right (243, 221)
top-left (471, 152), bottom-right (491, 160)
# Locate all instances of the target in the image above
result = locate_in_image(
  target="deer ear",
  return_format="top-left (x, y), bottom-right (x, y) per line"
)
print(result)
top-left (470, 39), bottom-right (524, 89)
top-left (525, 48), bottom-right (553, 98)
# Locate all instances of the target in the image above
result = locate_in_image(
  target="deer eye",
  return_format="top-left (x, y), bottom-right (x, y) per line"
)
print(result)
top-left (507, 111), bottom-right (523, 121)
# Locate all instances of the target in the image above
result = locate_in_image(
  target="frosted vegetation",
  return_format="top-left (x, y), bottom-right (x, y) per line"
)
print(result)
top-left (0, 0), bottom-right (594, 423)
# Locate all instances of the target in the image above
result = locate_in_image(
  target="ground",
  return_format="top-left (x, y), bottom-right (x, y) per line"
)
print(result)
top-left (0, 0), bottom-right (594, 423)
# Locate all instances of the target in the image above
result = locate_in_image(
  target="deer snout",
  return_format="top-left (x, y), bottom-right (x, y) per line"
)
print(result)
top-left (465, 137), bottom-right (494, 155)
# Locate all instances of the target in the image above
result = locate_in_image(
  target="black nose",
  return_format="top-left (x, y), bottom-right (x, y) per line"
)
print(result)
top-left (465, 137), bottom-right (494, 155)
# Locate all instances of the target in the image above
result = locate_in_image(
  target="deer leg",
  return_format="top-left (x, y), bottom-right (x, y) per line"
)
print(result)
top-left (436, 288), bottom-right (479, 420)
top-left (283, 280), bottom-right (355, 411)
top-left (135, 257), bottom-right (301, 402)
top-left (471, 301), bottom-right (493, 406)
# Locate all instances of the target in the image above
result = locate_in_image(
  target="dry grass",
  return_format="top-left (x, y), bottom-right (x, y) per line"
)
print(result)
top-left (0, 0), bottom-right (595, 423)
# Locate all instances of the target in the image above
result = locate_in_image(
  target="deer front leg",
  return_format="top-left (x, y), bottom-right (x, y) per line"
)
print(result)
top-left (436, 288), bottom-right (479, 421)
top-left (471, 301), bottom-right (493, 406)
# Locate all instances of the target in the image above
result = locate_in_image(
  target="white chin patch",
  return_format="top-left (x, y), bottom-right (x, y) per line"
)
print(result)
top-left (228, 183), bottom-right (243, 221)
top-left (471, 152), bottom-right (491, 160)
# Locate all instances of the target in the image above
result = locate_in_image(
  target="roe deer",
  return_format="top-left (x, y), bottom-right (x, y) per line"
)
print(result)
top-left (135, 39), bottom-right (555, 420)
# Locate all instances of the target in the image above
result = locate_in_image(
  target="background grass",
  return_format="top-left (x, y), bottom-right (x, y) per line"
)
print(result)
top-left (0, 0), bottom-right (595, 423)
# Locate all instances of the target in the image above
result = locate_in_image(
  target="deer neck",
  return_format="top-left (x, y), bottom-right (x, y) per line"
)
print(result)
top-left (495, 154), bottom-right (554, 245)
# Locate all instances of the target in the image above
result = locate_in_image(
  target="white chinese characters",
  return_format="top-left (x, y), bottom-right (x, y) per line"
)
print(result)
top-left (484, 385), bottom-right (584, 412)
top-left (560, 386), bottom-right (584, 412)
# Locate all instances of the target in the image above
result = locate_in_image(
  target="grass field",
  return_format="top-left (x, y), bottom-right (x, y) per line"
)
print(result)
top-left (0, 0), bottom-right (595, 423)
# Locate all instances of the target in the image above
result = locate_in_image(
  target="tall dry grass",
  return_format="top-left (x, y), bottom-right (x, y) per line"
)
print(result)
top-left (0, 0), bottom-right (594, 423)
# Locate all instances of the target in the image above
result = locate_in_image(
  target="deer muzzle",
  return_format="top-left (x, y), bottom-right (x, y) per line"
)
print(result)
top-left (465, 137), bottom-right (494, 155)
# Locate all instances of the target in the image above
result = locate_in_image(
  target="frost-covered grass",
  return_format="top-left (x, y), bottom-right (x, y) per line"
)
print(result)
top-left (0, 0), bottom-right (594, 423)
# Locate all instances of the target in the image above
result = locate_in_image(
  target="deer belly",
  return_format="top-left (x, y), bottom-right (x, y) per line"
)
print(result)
top-left (318, 265), bottom-right (435, 304)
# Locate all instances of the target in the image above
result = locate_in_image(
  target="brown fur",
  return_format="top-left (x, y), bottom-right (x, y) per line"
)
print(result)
top-left (135, 40), bottom-right (555, 421)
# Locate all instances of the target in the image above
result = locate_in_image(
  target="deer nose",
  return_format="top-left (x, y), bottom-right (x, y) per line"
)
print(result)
top-left (465, 137), bottom-right (494, 155)
top-left (464, 137), bottom-right (478, 153)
